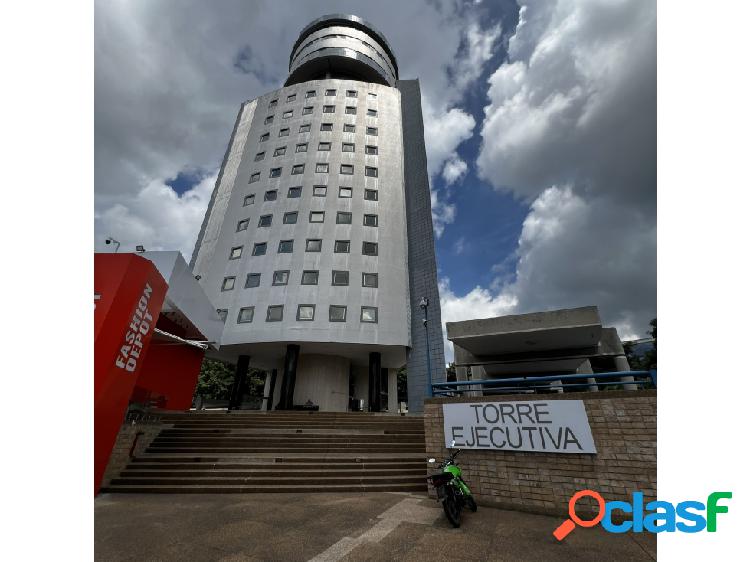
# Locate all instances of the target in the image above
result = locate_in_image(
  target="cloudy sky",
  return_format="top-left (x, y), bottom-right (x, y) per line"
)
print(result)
top-left (94, 0), bottom-right (656, 361)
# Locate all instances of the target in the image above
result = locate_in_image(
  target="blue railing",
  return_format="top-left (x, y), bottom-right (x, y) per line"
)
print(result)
top-left (431, 370), bottom-right (656, 396)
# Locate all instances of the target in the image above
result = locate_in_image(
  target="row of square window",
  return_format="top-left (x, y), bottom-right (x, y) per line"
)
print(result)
top-left (264, 107), bottom-right (377, 124)
top-left (268, 90), bottom-right (376, 109)
top-left (220, 304), bottom-right (378, 324)
top-left (223, 270), bottom-right (378, 290)
top-left (226, 239), bottom-right (379, 257)
top-left (251, 164), bottom-right (378, 181)
top-left (260, 124), bottom-right (377, 141)
top-left (244, 186), bottom-right (378, 205)
top-left (237, 212), bottom-right (377, 231)
top-left (256, 143), bottom-right (377, 160)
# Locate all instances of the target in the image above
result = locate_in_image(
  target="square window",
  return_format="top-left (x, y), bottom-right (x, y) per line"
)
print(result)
top-left (249, 172), bottom-right (260, 183)
top-left (237, 218), bottom-right (249, 231)
top-left (313, 185), bottom-right (327, 197)
top-left (325, 89), bottom-right (336, 96)
top-left (305, 239), bottom-right (322, 252)
top-left (272, 270), bottom-right (289, 285)
top-left (301, 270), bottom-right (319, 285)
top-left (362, 272), bottom-right (378, 287)
top-left (361, 306), bottom-right (378, 323)
top-left (309, 211), bottom-right (325, 223)
top-left (243, 194), bottom-right (255, 206)
top-left (365, 145), bottom-right (378, 155)
top-left (260, 133), bottom-right (269, 142)
top-left (316, 163), bottom-right (329, 173)
top-left (237, 306), bottom-right (255, 323)
top-left (266, 305), bottom-right (284, 322)
top-left (364, 214), bottom-right (378, 227)
top-left (340, 164), bottom-right (353, 175)
top-left (221, 276), bottom-right (235, 291)
top-left (217, 309), bottom-right (228, 322)
top-left (332, 270), bottom-right (349, 286)
top-left (291, 164), bottom-right (305, 175)
top-left (346, 90), bottom-right (357, 98)
top-left (283, 211), bottom-right (298, 224)
top-left (364, 189), bottom-right (378, 201)
top-left (286, 93), bottom-right (296, 102)
top-left (296, 143), bottom-right (308, 153)
top-left (345, 106), bottom-right (356, 115)
top-left (366, 126), bottom-right (378, 136)
top-left (265, 115), bottom-right (274, 125)
top-left (269, 167), bottom-right (282, 178)
top-left (365, 166), bottom-right (378, 177)
top-left (258, 214), bottom-right (272, 227)
top-left (367, 92), bottom-right (377, 99)
top-left (299, 123), bottom-right (311, 133)
top-left (264, 190), bottom-right (277, 201)
top-left (288, 186), bottom-right (302, 198)
top-left (297, 304), bottom-right (315, 321)
top-left (320, 123), bottom-right (333, 131)
top-left (362, 241), bottom-right (378, 256)
top-left (336, 211), bottom-right (352, 224)
top-left (329, 305), bottom-right (347, 322)
top-left (367, 109), bottom-right (377, 117)
top-left (229, 246), bottom-right (243, 259)
top-left (254, 152), bottom-right (265, 161)
top-left (342, 142), bottom-right (355, 152)
top-left (269, 99), bottom-right (278, 108)
top-left (334, 240), bottom-right (350, 253)
top-left (318, 142), bottom-right (331, 151)
top-left (279, 128), bottom-right (289, 137)
top-left (278, 239), bottom-right (294, 253)
top-left (273, 146), bottom-right (286, 157)
top-left (306, 90), bottom-right (316, 98)
top-left (339, 186), bottom-right (352, 198)
top-left (245, 273), bottom-right (261, 288)
top-left (283, 110), bottom-right (293, 119)
top-left (252, 242), bottom-right (267, 256)
top-left (343, 124), bottom-right (355, 133)
top-left (302, 106), bottom-right (313, 115)
top-left (322, 105), bottom-right (335, 113)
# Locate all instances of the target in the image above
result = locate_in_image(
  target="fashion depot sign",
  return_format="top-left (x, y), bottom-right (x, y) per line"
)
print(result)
top-left (443, 400), bottom-right (597, 454)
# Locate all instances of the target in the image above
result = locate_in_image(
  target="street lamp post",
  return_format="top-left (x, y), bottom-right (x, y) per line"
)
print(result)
top-left (419, 297), bottom-right (433, 397)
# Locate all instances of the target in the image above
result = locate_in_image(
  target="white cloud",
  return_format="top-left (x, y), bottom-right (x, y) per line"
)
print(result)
top-left (94, 174), bottom-right (215, 260)
top-left (441, 0), bottom-right (656, 358)
top-left (442, 154), bottom-right (468, 185)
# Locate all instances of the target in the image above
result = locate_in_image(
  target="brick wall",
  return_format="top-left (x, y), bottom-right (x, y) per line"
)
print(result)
top-left (99, 419), bottom-right (165, 491)
top-left (424, 390), bottom-right (656, 518)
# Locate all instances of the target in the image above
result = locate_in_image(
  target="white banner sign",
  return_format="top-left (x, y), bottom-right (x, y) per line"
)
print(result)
top-left (442, 400), bottom-right (596, 454)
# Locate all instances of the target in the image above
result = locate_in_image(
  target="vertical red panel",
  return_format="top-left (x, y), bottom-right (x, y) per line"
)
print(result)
top-left (94, 254), bottom-right (167, 495)
top-left (135, 343), bottom-right (205, 411)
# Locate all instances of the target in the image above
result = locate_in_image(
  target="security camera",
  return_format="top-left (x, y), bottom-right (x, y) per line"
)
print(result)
top-left (105, 239), bottom-right (111, 245)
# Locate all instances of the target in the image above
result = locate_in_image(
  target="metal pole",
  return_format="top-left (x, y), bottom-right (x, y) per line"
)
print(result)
top-left (420, 297), bottom-right (433, 398)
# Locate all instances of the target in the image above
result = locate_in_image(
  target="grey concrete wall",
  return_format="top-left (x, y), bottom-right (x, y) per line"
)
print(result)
top-left (398, 79), bottom-right (446, 414)
top-left (293, 354), bottom-right (350, 411)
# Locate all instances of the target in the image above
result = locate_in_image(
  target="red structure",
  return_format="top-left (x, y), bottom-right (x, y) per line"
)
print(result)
top-left (94, 253), bottom-right (209, 494)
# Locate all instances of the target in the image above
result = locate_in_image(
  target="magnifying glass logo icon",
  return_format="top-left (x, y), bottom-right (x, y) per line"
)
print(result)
top-left (553, 490), bottom-right (606, 541)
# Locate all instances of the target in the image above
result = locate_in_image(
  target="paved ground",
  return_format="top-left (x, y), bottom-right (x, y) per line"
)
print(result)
top-left (95, 493), bottom-right (656, 561)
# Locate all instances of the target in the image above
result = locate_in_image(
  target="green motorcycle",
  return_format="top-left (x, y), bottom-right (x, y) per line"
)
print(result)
top-left (427, 440), bottom-right (477, 527)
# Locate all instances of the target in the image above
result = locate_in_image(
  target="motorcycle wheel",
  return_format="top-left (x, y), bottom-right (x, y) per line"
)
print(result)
top-left (443, 487), bottom-right (462, 528)
top-left (466, 496), bottom-right (478, 512)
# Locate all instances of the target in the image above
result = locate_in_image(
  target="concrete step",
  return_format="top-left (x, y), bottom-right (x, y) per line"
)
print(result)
top-left (101, 482), bottom-right (428, 494)
top-left (125, 462), bottom-right (426, 471)
top-left (121, 468), bottom-right (427, 477)
top-left (146, 446), bottom-right (424, 454)
top-left (110, 474), bottom-right (428, 486)
top-left (150, 438), bottom-right (424, 446)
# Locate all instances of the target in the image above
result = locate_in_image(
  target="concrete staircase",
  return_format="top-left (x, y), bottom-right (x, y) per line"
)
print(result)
top-left (102, 411), bottom-right (427, 494)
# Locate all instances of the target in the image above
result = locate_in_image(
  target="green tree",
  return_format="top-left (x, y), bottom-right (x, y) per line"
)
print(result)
top-left (195, 359), bottom-right (234, 400)
top-left (624, 318), bottom-right (657, 371)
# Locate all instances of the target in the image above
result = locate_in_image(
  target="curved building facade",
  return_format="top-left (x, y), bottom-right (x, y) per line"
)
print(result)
top-left (191, 15), bottom-right (445, 413)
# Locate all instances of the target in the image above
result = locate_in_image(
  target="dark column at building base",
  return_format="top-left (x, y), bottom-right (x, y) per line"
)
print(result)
top-left (279, 345), bottom-right (300, 410)
top-left (369, 352), bottom-right (382, 412)
top-left (228, 355), bottom-right (250, 411)
top-left (266, 369), bottom-right (277, 411)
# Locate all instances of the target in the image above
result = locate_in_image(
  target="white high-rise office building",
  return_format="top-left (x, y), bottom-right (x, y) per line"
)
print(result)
top-left (191, 15), bottom-right (444, 413)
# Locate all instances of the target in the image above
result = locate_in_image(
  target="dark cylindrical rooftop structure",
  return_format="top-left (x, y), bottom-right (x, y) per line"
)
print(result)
top-left (286, 14), bottom-right (399, 87)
